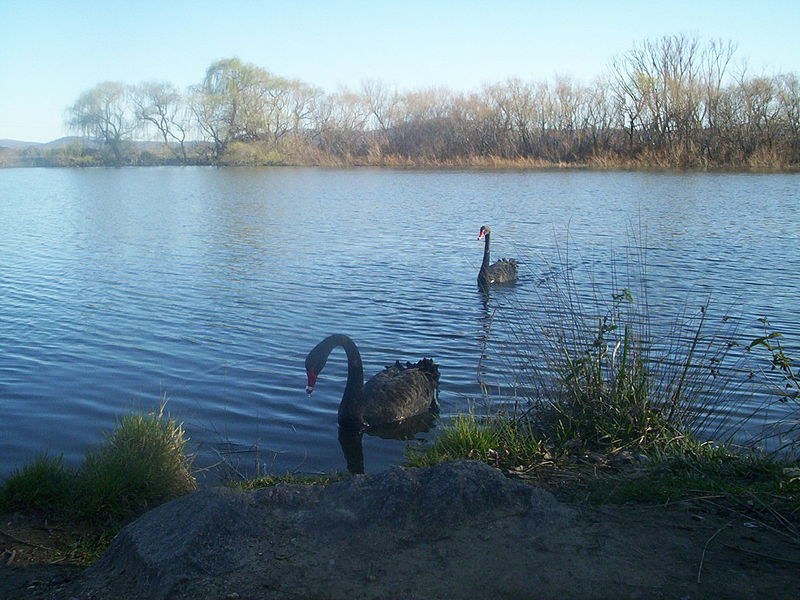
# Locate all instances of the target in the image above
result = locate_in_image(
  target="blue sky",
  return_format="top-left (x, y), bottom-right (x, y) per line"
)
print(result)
top-left (1, 0), bottom-right (798, 142)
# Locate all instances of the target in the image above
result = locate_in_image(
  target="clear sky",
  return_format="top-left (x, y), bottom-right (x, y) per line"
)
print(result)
top-left (1, 0), bottom-right (798, 142)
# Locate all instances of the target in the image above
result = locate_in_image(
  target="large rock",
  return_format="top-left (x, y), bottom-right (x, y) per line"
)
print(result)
top-left (73, 460), bottom-right (569, 599)
top-left (302, 458), bottom-right (562, 535)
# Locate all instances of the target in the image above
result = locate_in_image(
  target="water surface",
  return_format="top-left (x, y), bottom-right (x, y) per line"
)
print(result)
top-left (1, 167), bottom-right (798, 478)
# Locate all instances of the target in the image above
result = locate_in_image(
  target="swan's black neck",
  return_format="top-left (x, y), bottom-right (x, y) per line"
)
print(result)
top-left (478, 230), bottom-right (493, 289)
top-left (316, 334), bottom-right (365, 428)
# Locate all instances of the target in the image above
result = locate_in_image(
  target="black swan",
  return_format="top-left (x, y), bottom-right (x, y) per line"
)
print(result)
top-left (477, 225), bottom-right (518, 287)
top-left (305, 334), bottom-right (440, 430)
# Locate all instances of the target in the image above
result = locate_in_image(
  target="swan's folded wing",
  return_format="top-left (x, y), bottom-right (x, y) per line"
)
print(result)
top-left (487, 259), bottom-right (518, 283)
top-left (362, 361), bottom-right (439, 425)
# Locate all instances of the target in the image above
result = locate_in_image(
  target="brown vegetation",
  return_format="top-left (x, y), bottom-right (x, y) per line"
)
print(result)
top-left (4, 34), bottom-right (799, 169)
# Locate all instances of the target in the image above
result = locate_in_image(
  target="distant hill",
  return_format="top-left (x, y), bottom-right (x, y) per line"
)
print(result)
top-left (0, 137), bottom-right (166, 150)
top-left (0, 139), bottom-right (42, 149)
top-left (41, 136), bottom-right (97, 149)
top-left (0, 136), bottom-right (102, 149)
top-left (0, 136), bottom-right (206, 168)
top-left (41, 137), bottom-right (105, 150)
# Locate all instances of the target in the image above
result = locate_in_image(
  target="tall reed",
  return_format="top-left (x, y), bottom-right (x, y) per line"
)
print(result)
top-left (504, 238), bottom-right (755, 456)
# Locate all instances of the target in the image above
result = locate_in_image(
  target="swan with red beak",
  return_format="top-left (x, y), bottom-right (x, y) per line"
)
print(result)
top-left (305, 334), bottom-right (439, 430)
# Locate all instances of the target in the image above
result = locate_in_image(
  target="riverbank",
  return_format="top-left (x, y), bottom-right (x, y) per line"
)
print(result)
top-left (2, 402), bottom-right (798, 598)
top-left (3, 395), bottom-right (797, 579)
top-left (3, 147), bottom-right (800, 172)
top-left (2, 459), bottom-right (799, 600)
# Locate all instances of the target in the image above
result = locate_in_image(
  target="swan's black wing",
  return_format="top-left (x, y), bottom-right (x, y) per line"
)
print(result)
top-left (486, 259), bottom-right (518, 284)
top-left (365, 409), bottom-right (438, 440)
top-left (362, 359), bottom-right (439, 426)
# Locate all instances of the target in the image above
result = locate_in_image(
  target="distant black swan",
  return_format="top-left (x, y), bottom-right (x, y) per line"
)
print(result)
top-left (477, 225), bottom-right (518, 287)
top-left (305, 334), bottom-right (439, 430)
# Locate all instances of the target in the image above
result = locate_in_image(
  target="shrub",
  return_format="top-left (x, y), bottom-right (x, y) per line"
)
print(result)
top-left (221, 141), bottom-right (285, 166)
top-left (73, 406), bottom-right (195, 521)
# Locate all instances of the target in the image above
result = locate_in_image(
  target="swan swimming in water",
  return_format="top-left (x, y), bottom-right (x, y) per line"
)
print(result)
top-left (305, 334), bottom-right (439, 431)
top-left (477, 225), bottom-right (518, 287)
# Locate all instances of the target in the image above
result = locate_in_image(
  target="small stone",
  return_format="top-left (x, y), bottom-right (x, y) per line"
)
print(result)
top-left (589, 452), bottom-right (606, 464)
top-left (226, 593), bottom-right (240, 599)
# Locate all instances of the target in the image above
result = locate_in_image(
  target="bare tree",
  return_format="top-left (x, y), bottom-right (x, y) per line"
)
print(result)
top-left (776, 73), bottom-right (800, 161)
top-left (131, 81), bottom-right (190, 162)
top-left (583, 78), bottom-right (616, 156)
top-left (389, 87), bottom-right (463, 159)
top-left (697, 39), bottom-right (737, 160)
top-left (361, 78), bottom-right (400, 132)
top-left (312, 88), bottom-right (371, 157)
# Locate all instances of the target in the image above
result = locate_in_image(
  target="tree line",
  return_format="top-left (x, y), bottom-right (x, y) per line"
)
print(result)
top-left (30, 35), bottom-right (800, 168)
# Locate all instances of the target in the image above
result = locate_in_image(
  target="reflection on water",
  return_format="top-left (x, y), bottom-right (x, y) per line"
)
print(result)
top-left (338, 411), bottom-right (439, 474)
top-left (0, 167), bottom-right (798, 477)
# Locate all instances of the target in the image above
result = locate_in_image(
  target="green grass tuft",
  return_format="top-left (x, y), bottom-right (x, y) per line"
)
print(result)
top-left (1, 405), bottom-right (195, 524)
top-left (72, 407), bottom-right (196, 521)
top-left (572, 451), bottom-right (800, 513)
top-left (0, 453), bottom-right (73, 513)
top-left (406, 412), bottom-right (545, 469)
top-left (54, 529), bottom-right (117, 565)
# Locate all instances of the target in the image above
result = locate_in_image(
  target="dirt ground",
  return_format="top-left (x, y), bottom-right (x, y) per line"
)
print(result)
top-left (2, 498), bottom-right (799, 600)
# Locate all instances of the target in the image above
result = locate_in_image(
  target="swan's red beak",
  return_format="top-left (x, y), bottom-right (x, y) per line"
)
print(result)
top-left (306, 370), bottom-right (317, 394)
top-left (478, 230), bottom-right (485, 240)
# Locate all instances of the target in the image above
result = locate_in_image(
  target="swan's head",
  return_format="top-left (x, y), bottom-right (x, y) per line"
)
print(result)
top-left (305, 359), bottom-right (319, 394)
top-left (305, 369), bottom-right (317, 394)
top-left (478, 225), bottom-right (491, 240)
top-left (305, 346), bottom-right (326, 394)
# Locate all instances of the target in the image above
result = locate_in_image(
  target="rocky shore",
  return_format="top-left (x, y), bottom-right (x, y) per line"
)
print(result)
top-left (3, 460), bottom-right (799, 599)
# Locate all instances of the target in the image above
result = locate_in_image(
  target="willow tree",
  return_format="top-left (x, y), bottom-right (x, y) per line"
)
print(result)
top-left (66, 81), bottom-right (135, 164)
top-left (189, 58), bottom-right (264, 158)
top-left (190, 57), bottom-right (317, 160)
